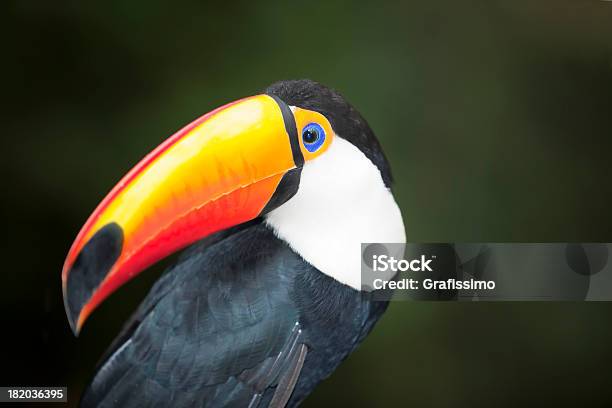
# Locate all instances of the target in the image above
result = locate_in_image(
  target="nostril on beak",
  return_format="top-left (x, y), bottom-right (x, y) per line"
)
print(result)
top-left (65, 223), bottom-right (123, 331)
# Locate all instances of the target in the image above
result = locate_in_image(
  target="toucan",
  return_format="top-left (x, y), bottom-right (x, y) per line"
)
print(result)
top-left (62, 79), bottom-right (406, 407)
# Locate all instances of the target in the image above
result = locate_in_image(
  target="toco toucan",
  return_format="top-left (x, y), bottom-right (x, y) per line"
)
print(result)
top-left (62, 79), bottom-right (406, 407)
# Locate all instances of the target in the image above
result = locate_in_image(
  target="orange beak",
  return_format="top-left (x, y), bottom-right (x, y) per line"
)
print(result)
top-left (62, 94), bottom-right (333, 334)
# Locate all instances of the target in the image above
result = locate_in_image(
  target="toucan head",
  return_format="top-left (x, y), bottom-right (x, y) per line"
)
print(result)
top-left (62, 79), bottom-right (405, 334)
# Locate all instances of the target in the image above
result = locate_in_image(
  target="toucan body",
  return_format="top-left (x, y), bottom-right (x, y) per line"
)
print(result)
top-left (62, 80), bottom-right (406, 407)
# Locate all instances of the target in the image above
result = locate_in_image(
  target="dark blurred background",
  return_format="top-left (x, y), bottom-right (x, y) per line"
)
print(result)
top-left (2, 1), bottom-right (612, 406)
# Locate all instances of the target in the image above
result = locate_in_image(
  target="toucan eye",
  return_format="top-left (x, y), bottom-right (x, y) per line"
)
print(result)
top-left (301, 123), bottom-right (325, 152)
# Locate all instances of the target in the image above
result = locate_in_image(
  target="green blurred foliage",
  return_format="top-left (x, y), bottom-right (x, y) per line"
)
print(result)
top-left (2, 0), bottom-right (612, 406)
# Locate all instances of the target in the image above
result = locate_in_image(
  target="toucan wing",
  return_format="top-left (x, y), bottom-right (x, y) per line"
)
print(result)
top-left (81, 223), bottom-right (310, 408)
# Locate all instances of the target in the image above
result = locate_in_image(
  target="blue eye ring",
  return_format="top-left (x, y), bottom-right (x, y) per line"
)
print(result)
top-left (301, 123), bottom-right (326, 152)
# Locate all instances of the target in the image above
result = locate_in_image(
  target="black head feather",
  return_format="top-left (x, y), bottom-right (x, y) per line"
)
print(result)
top-left (265, 79), bottom-right (393, 187)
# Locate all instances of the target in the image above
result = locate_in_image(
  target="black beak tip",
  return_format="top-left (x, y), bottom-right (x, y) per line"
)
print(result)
top-left (63, 289), bottom-right (80, 337)
top-left (63, 222), bottom-right (124, 337)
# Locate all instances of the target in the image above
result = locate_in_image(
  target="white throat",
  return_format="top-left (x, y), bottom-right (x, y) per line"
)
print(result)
top-left (265, 137), bottom-right (406, 290)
